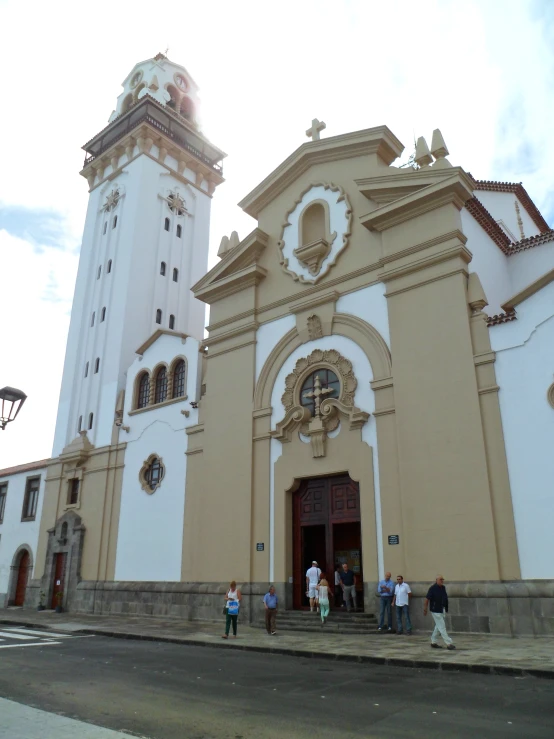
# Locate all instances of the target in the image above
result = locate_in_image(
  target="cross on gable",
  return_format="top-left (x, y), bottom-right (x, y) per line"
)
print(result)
top-left (306, 118), bottom-right (326, 141)
top-left (303, 375), bottom-right (333, 418)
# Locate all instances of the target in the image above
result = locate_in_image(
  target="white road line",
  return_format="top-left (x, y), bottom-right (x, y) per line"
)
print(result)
top-left (0, 641), bottom-right (62, 649)
top-left (4, 627), bottom-right (74, 639)
top-left (0, 631), bottom-right (36, 640)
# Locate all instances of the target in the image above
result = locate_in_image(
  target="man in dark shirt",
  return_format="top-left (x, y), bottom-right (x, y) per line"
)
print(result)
top-left (424, 575), bottom-right (455, 650)
top-left (339, 562), bottom-right (357, 612)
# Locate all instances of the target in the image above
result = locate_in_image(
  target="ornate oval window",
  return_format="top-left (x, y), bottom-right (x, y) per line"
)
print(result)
top-left (300, 369), bottom-right (340, 417)
top-left (139, 455), bottom-right (165, 494)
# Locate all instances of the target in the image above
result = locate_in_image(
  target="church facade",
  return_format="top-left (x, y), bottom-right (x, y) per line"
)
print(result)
top-left (1, 54), bottom-right (553, 636)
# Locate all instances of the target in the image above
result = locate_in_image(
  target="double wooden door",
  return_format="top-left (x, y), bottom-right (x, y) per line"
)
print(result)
top-left (50, 553), bottom-right (67, 609)
top-left (293, 475), bottom-right (362, 608)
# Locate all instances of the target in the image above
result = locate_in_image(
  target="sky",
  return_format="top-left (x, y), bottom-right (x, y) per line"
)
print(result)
top-left (0, 0), bottom-right (552, 467)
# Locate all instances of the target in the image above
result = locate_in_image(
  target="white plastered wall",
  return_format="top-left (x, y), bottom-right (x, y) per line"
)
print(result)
top-left (0, 469), bottom-right (46, 606)
top-left (114, 333), bottom-right (201, 581)
top-left (476, 191), bottom-right (540, 242)
top-left (490, 282), bottom-right (554, 578)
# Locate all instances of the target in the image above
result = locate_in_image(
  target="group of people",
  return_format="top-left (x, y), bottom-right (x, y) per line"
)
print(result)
top-left (222, 570), bottom-right (456, 650)
top-left (377, 572), bottom-right (456, 649)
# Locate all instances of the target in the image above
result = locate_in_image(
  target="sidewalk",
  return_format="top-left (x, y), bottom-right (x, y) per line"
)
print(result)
top-left (2, 608), bottom-right (553, 679)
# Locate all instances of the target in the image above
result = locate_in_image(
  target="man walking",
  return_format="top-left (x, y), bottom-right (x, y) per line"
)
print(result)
top-left (424, 575), bottom-right (455, 650)
top-left (377, 571), bottom-right (395, 632)
top-left (263, 585), bottom-right (278, 635)
top-left (305, 561), bottom-right (321, 612)
top-left (339, 562), bottom-right (357, 612)
top-left (392, 575), bottom-right (412, 635)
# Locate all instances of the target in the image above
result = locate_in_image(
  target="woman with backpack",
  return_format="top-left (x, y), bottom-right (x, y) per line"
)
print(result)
top-left (222, 580), bottom-right (241, 639)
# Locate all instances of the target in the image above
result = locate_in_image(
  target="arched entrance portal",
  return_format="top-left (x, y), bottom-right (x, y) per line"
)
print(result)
top-left (14, 550), bottom-right (30, 606)
top-left (293, 475), bottom-right (363, 609)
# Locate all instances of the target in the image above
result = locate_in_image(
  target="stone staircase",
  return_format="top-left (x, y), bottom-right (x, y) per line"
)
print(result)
top-left (253, 608), bottom-right (379, 634)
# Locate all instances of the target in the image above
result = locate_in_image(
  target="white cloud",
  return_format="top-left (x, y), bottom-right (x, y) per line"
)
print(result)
top-left (0, 0), bottom-right (552, 464)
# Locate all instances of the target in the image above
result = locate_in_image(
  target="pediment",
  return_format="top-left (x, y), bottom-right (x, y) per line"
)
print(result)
top-left (356, 166), bottom-right (472, 206)
top-left (193, 228), bottom-right (269, 304)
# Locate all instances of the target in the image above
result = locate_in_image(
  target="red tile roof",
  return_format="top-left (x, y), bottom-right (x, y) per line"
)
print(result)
top-left (486, 310), bottom-right (517, 327)
top-left (465, 197), bottom-right (512, 254)
top-left (0, 458), bottom-right (50, 478)
top-left (507, 229), bottom-right (554, 255)
top-left (470, 178), bottom-right (550, 233)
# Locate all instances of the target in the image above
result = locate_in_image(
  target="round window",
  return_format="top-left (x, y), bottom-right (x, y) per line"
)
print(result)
top-left (300, 369), bottom-right (340, 417)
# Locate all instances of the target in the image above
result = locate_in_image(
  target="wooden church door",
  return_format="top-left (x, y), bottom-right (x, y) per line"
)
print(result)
top-left (14, 550), bottom-right (30, 606)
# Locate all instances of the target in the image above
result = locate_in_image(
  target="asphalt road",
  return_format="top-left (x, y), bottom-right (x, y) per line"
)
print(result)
top-left (0, 632), bottom-right (552, 739)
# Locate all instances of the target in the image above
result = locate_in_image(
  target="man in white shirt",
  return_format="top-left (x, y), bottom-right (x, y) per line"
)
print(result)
top-left (334, 566), bottom-right (342, 607)
top-left (305, 560), bottom-right (322, 612)
top-left (392, 574), bottom-right (412, 635)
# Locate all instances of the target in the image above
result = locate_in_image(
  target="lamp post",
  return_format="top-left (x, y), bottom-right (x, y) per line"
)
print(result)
top-left (0, 386), bottom-right (27, 430)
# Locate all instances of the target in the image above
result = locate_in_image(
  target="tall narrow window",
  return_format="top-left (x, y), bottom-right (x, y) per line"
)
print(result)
top-left (154, 367), bottom-right (168, 404)
top-left (101, 307), bottom-right (106, 322)
top-left (22, 477), bottom-right (40, 521)
top-left (78, 415), bottom-right (83, 432)
top-left (107, 259), bottom-right (112, 273)
top-left (91, 312), bottom-right (95, 327)
top-left (164, 217), bottom-right (170, 231)
top-left (156, 309), bottom-right (162, 324)
top-left (68, 479), bottom-right (80, 506)
top-left (103, 222), bottom-right (107, 235)
top-left (160, 261), bottom-right (166, 276)
top-left (94, 357), bottom-right (100, 373)
top-left (176, 224), bottom-right (182, 238)
top-left (173, 268), bottom-right (179, 282)
top-left (112, 215), bottom-right (118, 229)
top-left (0, 483), bottom-right (7, 524)
top-left (137, 372), bottom-right (150, 409)
top-left (97, 265), bottom-right (101, 279)
top-left (169, 314), bottom-right (175, 330)
top-left (84, 362), bottom-right (89, 378)
top-left (88, 412), bottom-right (94, 429)
top-left (172, 360), bottom-right (186, 398)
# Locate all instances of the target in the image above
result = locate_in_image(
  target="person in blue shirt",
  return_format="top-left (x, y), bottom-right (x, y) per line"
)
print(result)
top-left (263, 585), bottom-right (278, 635)
top-left (376, 571), bottom-right (395, 632)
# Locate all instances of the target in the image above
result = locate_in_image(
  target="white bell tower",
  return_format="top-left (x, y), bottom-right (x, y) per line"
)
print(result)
top-left (52, 53), bottom-right (225, 456)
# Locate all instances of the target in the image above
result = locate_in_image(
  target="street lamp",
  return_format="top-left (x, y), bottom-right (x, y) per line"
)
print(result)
top-left (0, 386), bottom-right (27, 430)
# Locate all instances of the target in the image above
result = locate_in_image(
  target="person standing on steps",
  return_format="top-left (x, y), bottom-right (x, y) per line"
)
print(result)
top-left (392, 575), bottom-right (412, 635)
top-left (377, 571), bottom-right (395, 632)
top-left (305, 560), bottom-right (322, 612)
top-left (339, 562), bottom-right (357, 612)
top-left (263, 585), bottom-right (278, 635)
top-left (424, 575), bottom-right (456, 650)
top-left (334, 566), bottom-right (342, 607)
top-left (316, 574), bottom-right (332, 626)
top-left (222, 580), bottom-right (241, 639)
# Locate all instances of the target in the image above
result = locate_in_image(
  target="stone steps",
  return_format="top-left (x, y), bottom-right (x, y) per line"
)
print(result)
top-left (252, 609), bottom-right (380, 634)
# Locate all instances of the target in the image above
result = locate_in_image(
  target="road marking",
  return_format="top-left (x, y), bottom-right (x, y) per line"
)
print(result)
top-left (0, 630), bottom-right (36, 640)
top-left (0, 641), bottom-right (62, 649)
top-left (4, 627), bottom-right (74, 638)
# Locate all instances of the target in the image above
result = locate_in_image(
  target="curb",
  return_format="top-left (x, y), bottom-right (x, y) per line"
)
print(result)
top-left (2, 618), bottom-right (553, 680)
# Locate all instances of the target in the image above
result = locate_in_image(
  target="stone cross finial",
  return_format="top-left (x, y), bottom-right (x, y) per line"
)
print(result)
top-left (306, 118), bottom-right (326, 141)
top-left (303, 375), bottom-right (333, 418)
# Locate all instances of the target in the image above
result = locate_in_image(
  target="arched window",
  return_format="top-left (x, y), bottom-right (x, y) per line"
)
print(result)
top-left (91, 312), bottom-right (95, 327)
top-left (103, 222), bottom-right (107, 235)
top-left (97, 265), bottom-right (101, 279)
top-left (107, 259), bottom-right (112, 273)
top-left (101, 307), bottom-right (106, 322)
top-left (78, 415), bottom-right (82, 432)
top-left (156, 309), bottom-right (162, 324)
top-left (84, 362), bottom-right (89, 378)
top-left (121, 93), bottom-right (133, 114)
top-left (112, 215), bottom-right (118, 229)
top-left (88, 412), bottom-right (93, 430)
top-left (169, 314), bottom-right (175, 330)
top-left (176, 224), bottom-right (182, 238)
top-left (94, 357), bottom-right (100, 373)
top-left (144, 456), bottom-right (164, 492)
top-left (172, 360), bottom-right (186, 398)
top-left (154, 367), bottom-right (168, 404)
top-left (180, 96), bottom-right (194, 121)
top-left (301, 202), bottom-right (326, 245)
top-left (164, 218), bottom-right (170, 231)
top-left (61, 521), bottom-right (69, 539)
top-left (160, 261), bottom-right (166, 276)
top-left (300, 368), bottom-right (340, 417)
top-left (137, 372), bottom-right (150, 409)
top-left (173, 268), bottom-right (179, 282)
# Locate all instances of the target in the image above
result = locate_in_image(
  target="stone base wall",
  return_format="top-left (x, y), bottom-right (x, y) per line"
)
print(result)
top-left (21, 579), bottom-right (554, 637)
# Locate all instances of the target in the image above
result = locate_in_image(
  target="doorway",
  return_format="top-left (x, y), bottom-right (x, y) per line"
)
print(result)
top-left (14, 550), bottom-right (30, 606)
top-left (50, 553), bottom-right (67, 609)
top-left (293, 475), bottom-right (363, 609)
